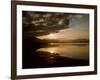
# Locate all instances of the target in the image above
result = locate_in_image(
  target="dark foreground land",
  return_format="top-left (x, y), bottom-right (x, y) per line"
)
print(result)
top-left (23, 51), bottom-right (89, 69)
top-left (22, 38), bottom-right (89, 69)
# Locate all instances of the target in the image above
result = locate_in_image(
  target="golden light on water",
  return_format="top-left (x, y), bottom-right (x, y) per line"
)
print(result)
top-left (37, 47), bottom-right (57, 54)
top-left (36, 44), bottom-right (89, 60)
top-left (50, 50), bottom-right (55, 53)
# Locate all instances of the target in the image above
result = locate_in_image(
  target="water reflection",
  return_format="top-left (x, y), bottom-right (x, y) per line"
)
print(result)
top-left (36, 43), bottom-right (89, 60)
top-left (23, 42), bottom-right (89, 69)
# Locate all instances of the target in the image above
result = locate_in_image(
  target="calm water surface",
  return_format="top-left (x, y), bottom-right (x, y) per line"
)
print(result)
top-left (36, 43), bottom-right (89, 60)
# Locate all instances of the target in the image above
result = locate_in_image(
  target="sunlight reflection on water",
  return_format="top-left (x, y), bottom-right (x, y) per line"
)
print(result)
top-left (36, 43), bottom-right (89, 60)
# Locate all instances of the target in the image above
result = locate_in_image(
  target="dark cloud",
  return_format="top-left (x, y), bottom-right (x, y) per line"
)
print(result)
top-left (22, 11), bottom-right (70, 37)
top-left (22, 11), bottom-right (89, 38)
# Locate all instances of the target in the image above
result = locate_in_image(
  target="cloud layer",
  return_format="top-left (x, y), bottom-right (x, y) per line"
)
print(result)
top-left (23, 11), bottom-right (70, 37)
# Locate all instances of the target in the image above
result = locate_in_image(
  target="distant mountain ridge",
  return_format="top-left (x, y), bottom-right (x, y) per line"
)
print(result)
top-left (39, 38), bottom-right (89, 43)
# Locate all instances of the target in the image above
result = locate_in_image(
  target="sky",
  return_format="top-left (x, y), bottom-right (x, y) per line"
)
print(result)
top-left (23, 11), bottom-right (89, 41)
top-left (37, 14), bottom-right (89, 41)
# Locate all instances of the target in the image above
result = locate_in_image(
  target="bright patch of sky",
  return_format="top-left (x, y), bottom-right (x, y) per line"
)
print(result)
top-left (37, 14), bottom-right (89, 41)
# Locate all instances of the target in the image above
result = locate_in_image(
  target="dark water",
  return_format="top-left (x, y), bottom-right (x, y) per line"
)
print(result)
top-left (23, 43), bottom-right (89, 69)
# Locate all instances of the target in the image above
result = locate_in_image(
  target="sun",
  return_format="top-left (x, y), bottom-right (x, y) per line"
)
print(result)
top-left (37, 33), bottom-right (57, 40)
top-left (48, 33), bottom-right (56, 39)
top-left (49, 33), bottom-right (54, 37)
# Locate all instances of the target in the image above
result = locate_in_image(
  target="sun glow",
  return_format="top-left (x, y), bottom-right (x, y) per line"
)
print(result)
top-left (48, 33), bottom-right (56, 39)
top-left (37, 33), bottom-right (57, 40)
top-left (49, 34), bottom-right (54, 37)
